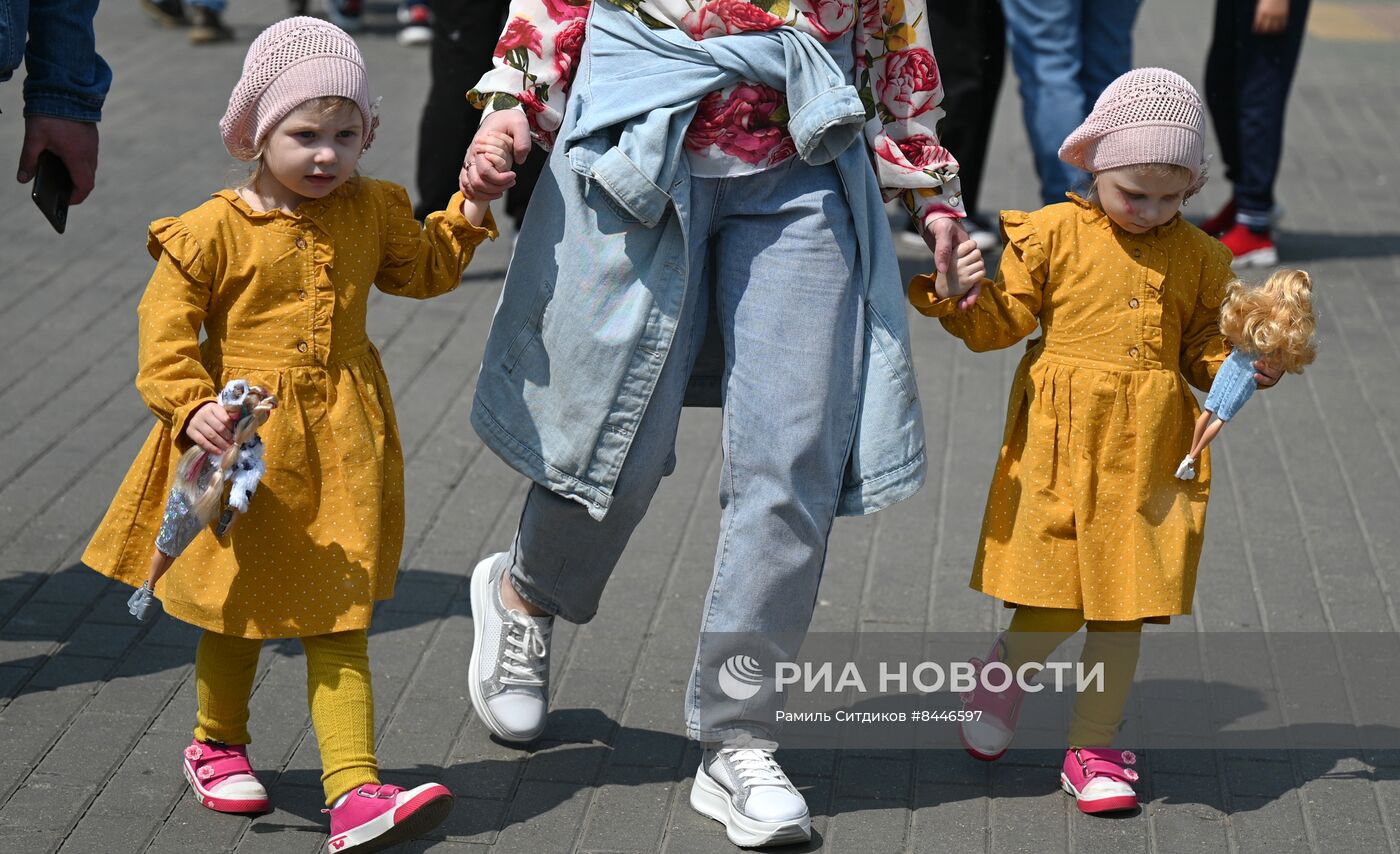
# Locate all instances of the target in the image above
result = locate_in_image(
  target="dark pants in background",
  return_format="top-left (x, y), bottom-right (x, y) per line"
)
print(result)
top-left (1205, 0), bottom-right (1311, 219)
top-left (415, 0), bottom-right (545, 224)
top-left (925, 0), bottom-right (1006, 218)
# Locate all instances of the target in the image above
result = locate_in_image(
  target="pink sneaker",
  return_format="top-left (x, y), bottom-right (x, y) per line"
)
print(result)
top-left (182, 739), bottom-right (269, 814)
top-left (1060, 748), bottom-right (1141, 814)
top-left (325, 782), bottom-right (453, 852)
top-left (959, 636), bottom-right (1025, 761)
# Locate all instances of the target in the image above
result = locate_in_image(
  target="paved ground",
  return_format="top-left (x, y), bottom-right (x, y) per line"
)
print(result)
top-left (1, 1), bottom-right (1398, 852)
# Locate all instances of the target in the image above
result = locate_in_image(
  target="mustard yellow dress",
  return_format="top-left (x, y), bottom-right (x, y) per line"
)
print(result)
top-left (83, 178), bottom-right (496, 639)
top-left (910, 195), bottom-right (1234, 621)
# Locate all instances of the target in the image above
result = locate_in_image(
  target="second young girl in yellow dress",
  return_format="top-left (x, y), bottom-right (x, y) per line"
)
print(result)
top-left (83, 18), bottom-right (509, 852)
top-left (910, 68), bottom-right (1296, 816)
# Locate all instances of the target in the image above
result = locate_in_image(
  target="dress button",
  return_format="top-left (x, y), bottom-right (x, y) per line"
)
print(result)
top-left (1131, 248), bottom-right (1142, 259)
top-left (297, 341), bottom-right (309, 353)
top-left (1129, 346), bottom-right (1140, 359)
top-left (296, 238), bottom-right (308, 250)
top-left (1129, 298), bottom-right (1140, 309)
top-left (298, 289), bottom-right (307, 300)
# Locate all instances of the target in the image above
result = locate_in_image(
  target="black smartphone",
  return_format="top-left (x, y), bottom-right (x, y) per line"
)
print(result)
top-left (31, 150), bottom-right (73, 234)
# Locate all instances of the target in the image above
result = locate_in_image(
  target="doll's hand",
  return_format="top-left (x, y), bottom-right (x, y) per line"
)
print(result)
top-left (186, 402), bottom-right (236, 455)
top-left (1254, 358), bottom-right (1284, 389)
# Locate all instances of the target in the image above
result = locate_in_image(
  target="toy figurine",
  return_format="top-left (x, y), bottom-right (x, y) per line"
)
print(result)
top-left (1175, 268), bottom-right (1317, 479)
top-left (128, 380), bottom-right (277, 621)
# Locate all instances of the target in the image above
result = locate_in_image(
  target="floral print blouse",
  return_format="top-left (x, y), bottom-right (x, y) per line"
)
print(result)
top-left (469, 0), bottom-right (965, 226)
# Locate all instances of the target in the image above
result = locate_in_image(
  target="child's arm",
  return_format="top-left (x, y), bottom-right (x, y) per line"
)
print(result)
top-left (1180, 244), bottom-right (1234, 393)
top-left (908, 211), bottom-right (1044, 352)
top-left (374, 179), bottom-right (499, 301)
top-left (137, 219), bottom-right (221, 451)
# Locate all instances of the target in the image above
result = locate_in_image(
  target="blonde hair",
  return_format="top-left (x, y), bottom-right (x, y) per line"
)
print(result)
top-left (1219, 268), bottom-right (1318, 374)
top-left (243, 96), bottom-right (362, 189)
top-left (1084, 162), bottom-right (1194, 204)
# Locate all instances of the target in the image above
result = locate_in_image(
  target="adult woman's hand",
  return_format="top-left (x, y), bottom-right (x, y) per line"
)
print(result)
top-left (923, 215), bottom-right (982, 310)
top-left (460, 109), bottom-right (532, 201)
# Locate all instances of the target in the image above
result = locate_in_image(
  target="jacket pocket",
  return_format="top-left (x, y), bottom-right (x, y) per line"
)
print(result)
top-left (502, 278), bottom-right (554, 374)
top-left (865, 300), bottom-right (918, 405)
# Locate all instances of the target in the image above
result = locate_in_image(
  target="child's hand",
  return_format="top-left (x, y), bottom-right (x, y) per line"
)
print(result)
top-left (460, 132), bottom-right (515, 225)
top-left (461, 111), bottom-right (529, 202)
top-left (933, 238), bottom-right (986, 305)
top-left (186, 402), bottom-right (236, 455)
top-left (1254, 358), bottom-right (1284, 389)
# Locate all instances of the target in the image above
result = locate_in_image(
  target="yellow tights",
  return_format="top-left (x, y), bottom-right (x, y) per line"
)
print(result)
top-left (195, 629), bottom-right (379, 805)
top-left (1000, 606), bottom-right (1144, 748)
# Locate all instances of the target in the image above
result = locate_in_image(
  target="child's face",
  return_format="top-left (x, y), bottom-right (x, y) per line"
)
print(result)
top-left (1094, 167), bottom-right (1192, 234)
top-left (258, 100), bottom-right (364, 206)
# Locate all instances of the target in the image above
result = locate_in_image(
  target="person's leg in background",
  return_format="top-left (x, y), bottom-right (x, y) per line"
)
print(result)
top-left (416, 0), bottom-right (546, 225)
top-left (187, 0), bottom-right (233, 43)
top-left (1218, 0), bottom-right (1311, 265)
top-left (1004, 0), bottom-right (1089, 205)
top-left (917, 0), bottom-right (1006, 250)
top-left (1203, 0), bottom-right (1245, 235)
top-left (1078, 0), bottom-right (1142, 108)
top-left (398, 0), bottom-right (434, 46)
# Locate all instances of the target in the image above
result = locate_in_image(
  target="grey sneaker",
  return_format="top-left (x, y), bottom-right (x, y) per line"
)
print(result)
top-left (468, 553), bottom-right (552, 742)
top-left (690, 748), bottom-right (811, 848)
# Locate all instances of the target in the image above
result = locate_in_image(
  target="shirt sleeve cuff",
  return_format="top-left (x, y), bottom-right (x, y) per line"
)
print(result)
top-left (906, 274), bottom-right (960, 318)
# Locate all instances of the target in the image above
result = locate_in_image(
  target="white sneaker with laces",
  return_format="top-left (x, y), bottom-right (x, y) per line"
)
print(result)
top-left (468, 553), bottom-right (553, 742)
top-left (690, 748), bottom-right (811, 848)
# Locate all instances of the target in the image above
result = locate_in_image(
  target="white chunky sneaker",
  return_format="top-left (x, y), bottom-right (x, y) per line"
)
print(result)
top-left (690, 748), bottom-right (811, 848)
top-left (468, 553), bottom-right (553, 742)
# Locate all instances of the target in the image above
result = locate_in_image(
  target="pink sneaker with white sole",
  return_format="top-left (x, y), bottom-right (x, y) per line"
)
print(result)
top-left (959, 635), bottom-right (1026, 761)
top-left (325, 782), bottom-right (454, 852)
top-left (1060, 748), bottom-right (1141, 814)
top-left (182, 739), bottom-right (269, 814)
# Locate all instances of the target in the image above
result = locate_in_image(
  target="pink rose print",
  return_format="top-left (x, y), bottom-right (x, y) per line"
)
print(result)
top-left (517, 90), bottom-right (548, 115)
top-left (859, 0), bottom-right (882, 33)
top-left (495, 17), bottom-right (545, 59)
top-left (877, 47), bottom-right (940, 120)
top-left (686, 83), bottom-right (791, 165)
top-left (541, 0), bottom-right (589, 23)
top-left (803, 0), bottom-right (856, 41)
top-left (552, 19), bottom-right (587, 81)
top-left (682, 0), bottom-right (784, 39)
top-left (874, 134), bottom-right (951, 172)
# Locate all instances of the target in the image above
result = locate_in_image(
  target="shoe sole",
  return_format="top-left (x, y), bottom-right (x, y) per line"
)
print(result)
top-left (690, 766), bottom-right (811, 848)
top-left (139, 0), bottom-right (187, 26)
top-left (960, 724), bottom-right (1008, 762)
top-left (468, 554), bottom-right (540, 743)
top-left (326, 785), bottom-right (453, 853)
top-left (182, 757), bottom-right (269, 814)
top-left (1230, 246), bottom-right (1279, 268)
top-left (1059, 773), bottom-right (1139, 814)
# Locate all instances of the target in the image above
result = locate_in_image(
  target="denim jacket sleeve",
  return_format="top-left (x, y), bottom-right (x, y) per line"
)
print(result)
top-left (3, 0), bottom-right (112, 122)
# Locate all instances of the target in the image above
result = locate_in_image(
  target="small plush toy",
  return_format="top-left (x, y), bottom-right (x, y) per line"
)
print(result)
top-left (1175, 269), bottom-right (1317, 480)
top-left (128, 380), bottom-right (277, 621)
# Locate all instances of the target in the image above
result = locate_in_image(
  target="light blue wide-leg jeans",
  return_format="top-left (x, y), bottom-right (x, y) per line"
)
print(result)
top-left (507, 155), bottom-right (862, 744)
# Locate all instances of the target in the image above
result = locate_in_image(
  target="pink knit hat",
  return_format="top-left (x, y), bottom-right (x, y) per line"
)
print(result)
top-left (219, 17), bottom-right (376, 161)
top-left (1059, 68), bottom-right (1207, 194)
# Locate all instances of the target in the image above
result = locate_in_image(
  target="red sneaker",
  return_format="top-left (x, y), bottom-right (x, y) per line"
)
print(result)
top-left (958, 635), bottom-right (1026, 761)
top-left (325, 782), bottom-right (453, 852)
top-left (1219, 222), bottom-right (1279, 268)
top-left (1060, 748), bottom-right (1141, 815)
top-left (1199, 198), bottom-right (1237, 237)
top-left (182, 739), bottom-right (269, 814)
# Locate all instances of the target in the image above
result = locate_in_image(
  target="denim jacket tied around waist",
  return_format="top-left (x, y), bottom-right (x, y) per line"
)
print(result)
top-left (470, 0), bottom-right (927, 521)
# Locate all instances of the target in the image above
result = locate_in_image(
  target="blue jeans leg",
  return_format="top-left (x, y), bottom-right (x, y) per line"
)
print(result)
top-left (1079, 0), bottom-right (1142, 104)
top-left (1005, 0), bottom-right (1089, 204)
top-left (686, 159), bottom-right (862, 744)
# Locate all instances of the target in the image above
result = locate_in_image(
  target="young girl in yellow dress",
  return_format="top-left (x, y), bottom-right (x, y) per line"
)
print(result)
top-left (82, 18), bottom-right (506, 852)
top-left (909, 68), bottom-right (1290, 815)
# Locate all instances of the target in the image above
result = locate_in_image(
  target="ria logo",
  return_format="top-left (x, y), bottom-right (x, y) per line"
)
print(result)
top-left (718, 654), bottom-right (764, 700)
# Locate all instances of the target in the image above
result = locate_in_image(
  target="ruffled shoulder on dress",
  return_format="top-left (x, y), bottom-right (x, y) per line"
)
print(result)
top-left (146, 215), bottom-right (216, 284)
top-left (999, 209), bottom-right (1051, 275)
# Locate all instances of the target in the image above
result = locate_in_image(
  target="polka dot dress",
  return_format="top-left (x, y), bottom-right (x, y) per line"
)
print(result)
top-left (83, 178), bottom-right (496, 639)
top-left (910, 194), bottom-right (1234, 622)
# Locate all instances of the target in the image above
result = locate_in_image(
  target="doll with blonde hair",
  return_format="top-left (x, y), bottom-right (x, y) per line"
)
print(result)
top-left (1175, 268), bottom-right (1317, 478)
